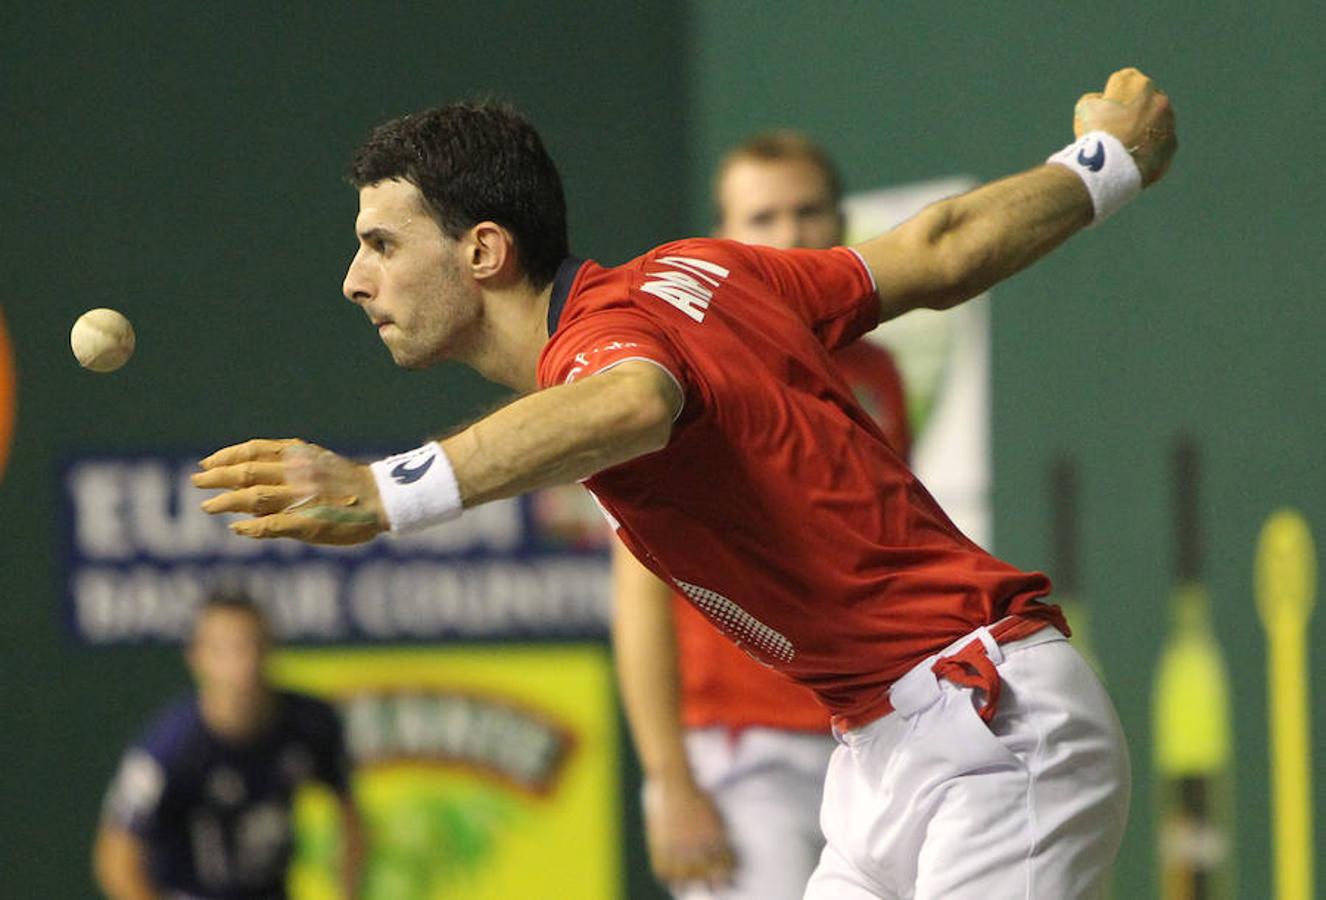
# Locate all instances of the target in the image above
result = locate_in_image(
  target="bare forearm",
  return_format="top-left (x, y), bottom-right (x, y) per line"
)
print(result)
top-left (615, 553), bottom-right (738, 888)
top-left (924, 164), bottom-right (1093, 306)
top-left (611, 542), bottom-right (694, 784)
top-left (192, 362), bottom-right (679, 544)
top-left (93, 828), bottom-right (160, 900)
top-left (865, 165), bottom-right (1092, 322)
top-left (863, 67), bottom-right (1177, 324)
top-left (442, 363), bottom-right (678, 507)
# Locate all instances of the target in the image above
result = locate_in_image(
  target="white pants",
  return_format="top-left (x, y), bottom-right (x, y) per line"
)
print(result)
top-left (674, 725), bottom-right (836, 900)
top-left (805, 627), bottom-right (1130, 899)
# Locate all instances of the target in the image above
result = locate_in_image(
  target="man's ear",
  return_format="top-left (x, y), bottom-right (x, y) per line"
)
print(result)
top-left (465, 221), bottom-right (518, 282)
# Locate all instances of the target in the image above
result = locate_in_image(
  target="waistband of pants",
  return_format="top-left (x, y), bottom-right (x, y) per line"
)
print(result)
top-left (831, 614), bottom-right (1067, 741)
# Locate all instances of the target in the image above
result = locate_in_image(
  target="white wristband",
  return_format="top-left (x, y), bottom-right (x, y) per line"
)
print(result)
top-left (369, 442), bottom-right (463, 533)
top-left (1046, 131), bottom-right (1142, 225)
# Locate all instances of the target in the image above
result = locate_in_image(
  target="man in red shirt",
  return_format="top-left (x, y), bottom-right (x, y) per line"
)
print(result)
top-left (196, 68), bottom-right (1176, 898)
top-left (611, 131), bottom-right (911, 899)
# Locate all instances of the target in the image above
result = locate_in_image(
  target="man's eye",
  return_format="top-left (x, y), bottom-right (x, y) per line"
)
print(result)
top-left (749, 212), bottom-right (774, 227)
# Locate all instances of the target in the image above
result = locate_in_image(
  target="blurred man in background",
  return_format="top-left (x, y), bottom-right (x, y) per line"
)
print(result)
top-left (93, 591), bottom-right (363, 899)
top-left (612, 132), bottom-right (910, 898)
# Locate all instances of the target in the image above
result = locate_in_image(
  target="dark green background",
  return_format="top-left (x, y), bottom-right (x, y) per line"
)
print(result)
top-left (3, 3), bottom-right (1323, 896)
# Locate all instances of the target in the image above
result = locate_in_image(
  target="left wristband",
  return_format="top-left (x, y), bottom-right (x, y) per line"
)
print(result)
top-left (369, 442), bottom-right (463, 534)
top-left (1046, 131), bottom-right (1142, 225)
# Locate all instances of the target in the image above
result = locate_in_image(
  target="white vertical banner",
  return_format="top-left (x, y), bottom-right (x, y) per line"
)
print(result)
top-left (843, 176), bottom-right (992, 550)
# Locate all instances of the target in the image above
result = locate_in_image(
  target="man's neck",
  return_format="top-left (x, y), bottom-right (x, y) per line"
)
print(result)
top-left (199, 687), bottom-right (273, 743)
top-left (459, 279), bottom-right (555, 393)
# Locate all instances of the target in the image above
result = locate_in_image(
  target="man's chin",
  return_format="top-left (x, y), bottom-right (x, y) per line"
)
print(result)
top-left (386, 343), bottom-right (441, 371)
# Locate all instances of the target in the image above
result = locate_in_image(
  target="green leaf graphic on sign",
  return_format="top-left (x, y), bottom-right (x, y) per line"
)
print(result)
top-left (293, 781), bottom-right (521, 899)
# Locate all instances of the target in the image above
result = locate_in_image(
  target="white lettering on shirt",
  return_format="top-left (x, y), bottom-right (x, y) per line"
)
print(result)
top-left (565, 341), bottom-right (641, 382)
top-left (640, 256), bottom-right (730, 323)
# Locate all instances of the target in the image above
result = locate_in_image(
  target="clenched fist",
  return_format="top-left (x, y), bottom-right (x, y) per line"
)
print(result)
top-left (1074, 67), bottom-right (1177, 186)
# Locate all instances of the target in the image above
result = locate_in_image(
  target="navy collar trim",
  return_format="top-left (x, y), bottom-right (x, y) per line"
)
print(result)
top-left (546, 256), bottom-right (585, 337)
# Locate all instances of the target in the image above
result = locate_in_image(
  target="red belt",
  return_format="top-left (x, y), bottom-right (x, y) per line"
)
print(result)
top-left (832, 609), bottom-right (1068, 733)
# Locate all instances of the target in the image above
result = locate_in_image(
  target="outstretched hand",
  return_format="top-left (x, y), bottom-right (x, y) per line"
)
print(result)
top-left (1074, 67), bottom-right (1177, 186)
top-left (193, 438), bottom-right (387, 545)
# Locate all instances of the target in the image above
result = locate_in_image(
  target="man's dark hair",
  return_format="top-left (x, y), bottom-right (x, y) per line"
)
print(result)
top-left (348, 101), bottom-right (569, 289)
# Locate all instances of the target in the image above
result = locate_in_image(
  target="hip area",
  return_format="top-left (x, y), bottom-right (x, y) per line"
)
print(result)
top-left (825, 607), bottom-right (1070, 734)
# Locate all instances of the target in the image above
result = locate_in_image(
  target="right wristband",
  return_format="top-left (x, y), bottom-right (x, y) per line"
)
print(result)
top-left (369, 441), bottom-right (463, 534)
top-left (1046, 131), bottom-right (1142, 225)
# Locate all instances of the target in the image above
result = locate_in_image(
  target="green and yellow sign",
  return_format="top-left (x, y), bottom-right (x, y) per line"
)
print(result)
top-left (272, 644), bottom-right (622, 899)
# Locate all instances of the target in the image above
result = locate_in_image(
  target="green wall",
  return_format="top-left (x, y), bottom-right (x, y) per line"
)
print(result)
top-left (0, 4), bottom-right (685, 896)
top-left (5, 2), bottom-right (1325, 896)
top-left (688, 1), bottom-right (1326, 894)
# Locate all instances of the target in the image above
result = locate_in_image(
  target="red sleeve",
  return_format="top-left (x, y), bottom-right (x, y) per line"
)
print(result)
top-left (736, 244), bottom-right (880, 351)
top-left (537, 310), bottom-right (688, 400)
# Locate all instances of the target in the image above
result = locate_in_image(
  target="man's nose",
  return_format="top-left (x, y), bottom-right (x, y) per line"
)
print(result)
top-left (770, 216), bottom-right (800, 250)
top-left (343, 249), bottom-right (372, 305)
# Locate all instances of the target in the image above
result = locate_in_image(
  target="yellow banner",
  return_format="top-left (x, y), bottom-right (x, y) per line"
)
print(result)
top-left (270, 644), bottom-right (621, 899)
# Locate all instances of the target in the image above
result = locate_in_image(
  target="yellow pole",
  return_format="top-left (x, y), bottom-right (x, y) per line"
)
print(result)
top-left (1254, 509), bottom-right (1317, 900)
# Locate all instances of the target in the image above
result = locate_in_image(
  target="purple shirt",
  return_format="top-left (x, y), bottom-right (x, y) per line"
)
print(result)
top-left (102, 690), bottom-right (348, 899)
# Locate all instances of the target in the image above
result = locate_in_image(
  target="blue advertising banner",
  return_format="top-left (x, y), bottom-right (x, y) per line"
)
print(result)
top-left (60, 454), bottom-right (613, 645)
